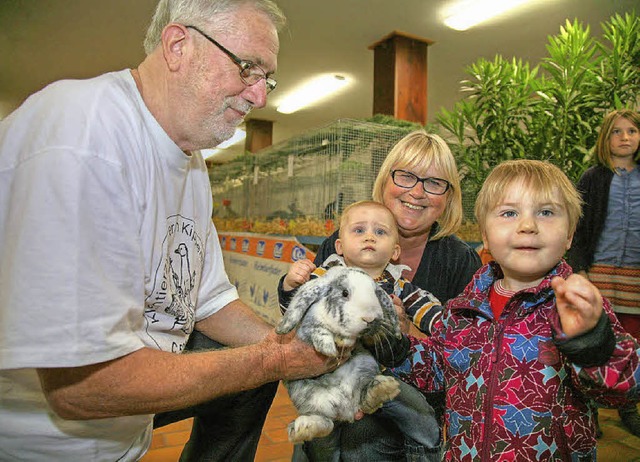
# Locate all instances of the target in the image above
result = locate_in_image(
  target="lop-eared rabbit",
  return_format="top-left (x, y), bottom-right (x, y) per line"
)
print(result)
top-left (276, 266), bottom-right (402, 443)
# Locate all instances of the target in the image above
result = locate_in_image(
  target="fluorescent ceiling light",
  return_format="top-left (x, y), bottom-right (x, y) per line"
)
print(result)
top-left (201, 128), bottom-right (246, 160)
top-left (444, 0), bottom-right (531, 31)
top-left (277, 74), bottom-right (349, 114)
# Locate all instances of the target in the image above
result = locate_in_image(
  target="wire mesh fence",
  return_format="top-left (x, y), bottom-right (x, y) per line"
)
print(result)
top-left (210, 119), bottom-right (413, 235)
top-left (210, 118), bottom-right (482, 241)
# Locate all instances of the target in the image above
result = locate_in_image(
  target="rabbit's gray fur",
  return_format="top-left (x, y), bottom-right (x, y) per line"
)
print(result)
top-left (276, 266), bottom-right (402, 443)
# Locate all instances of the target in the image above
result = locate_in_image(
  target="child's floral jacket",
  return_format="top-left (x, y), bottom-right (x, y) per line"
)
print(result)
top-left (389, 260), bottom-right (639, 461)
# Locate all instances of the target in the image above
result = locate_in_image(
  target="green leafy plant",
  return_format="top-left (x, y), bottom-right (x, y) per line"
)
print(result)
top-left (594, 12), bottom-right (640, 110)
top-left (437, 11), bottom-right (640, 202)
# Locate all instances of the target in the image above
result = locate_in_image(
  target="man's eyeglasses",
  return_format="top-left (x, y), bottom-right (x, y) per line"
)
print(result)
top-left (185, 25), bottom-right (277, 94)
top-left (391, 170), bottom-right (451, 195)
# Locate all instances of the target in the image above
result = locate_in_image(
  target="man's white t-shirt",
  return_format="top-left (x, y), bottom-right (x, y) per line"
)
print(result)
top-left (0, 70), bottom-right (239, 460)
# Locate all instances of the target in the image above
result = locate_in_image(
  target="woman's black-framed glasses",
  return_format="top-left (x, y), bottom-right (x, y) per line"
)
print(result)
top-left (185, 25), bottom-right (277, 94)
top-left (391, 169), bottom-right (451, 195)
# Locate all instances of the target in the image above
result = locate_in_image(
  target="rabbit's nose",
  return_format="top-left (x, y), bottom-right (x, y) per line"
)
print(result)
top-left (362, 315), bottom-right (376, 324)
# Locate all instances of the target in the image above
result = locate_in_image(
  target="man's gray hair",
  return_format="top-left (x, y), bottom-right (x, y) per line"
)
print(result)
top-left (143, 0), bottom-right (286, 55)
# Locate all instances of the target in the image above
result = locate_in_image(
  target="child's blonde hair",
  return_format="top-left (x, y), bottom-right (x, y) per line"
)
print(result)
top-left (339, 200), bottom-right (399, 242)
top-left (595, 109), bottom-right (640, 170)
top-left (371, 130), bottom-right (462, 240)
top-left (474, 160), bottom-right (583, 235)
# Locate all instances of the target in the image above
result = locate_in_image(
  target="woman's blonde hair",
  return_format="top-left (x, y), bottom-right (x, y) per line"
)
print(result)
top-left (371, 130), bottom-right (462, 240)
top-left (595, 109), bottom-right (640, 170)
top-left (474, 159), bottom-right (583, 236)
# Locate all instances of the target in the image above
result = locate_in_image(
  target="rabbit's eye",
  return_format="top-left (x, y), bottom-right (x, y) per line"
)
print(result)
top-left (341, 289), bottom-right (350, 298)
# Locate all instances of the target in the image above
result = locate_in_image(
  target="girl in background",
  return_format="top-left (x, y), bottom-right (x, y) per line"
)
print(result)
top-left (567, 109), bottom-right (640, 437)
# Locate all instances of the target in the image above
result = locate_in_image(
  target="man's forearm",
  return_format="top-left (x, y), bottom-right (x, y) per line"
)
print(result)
top-left (195, 299), bottom-right (273, 347)
top-left (38, 342), bottom-right (283, 420)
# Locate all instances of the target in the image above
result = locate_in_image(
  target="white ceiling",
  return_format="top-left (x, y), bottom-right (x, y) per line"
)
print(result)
top-left (1, 0), bottom-right (636, 161)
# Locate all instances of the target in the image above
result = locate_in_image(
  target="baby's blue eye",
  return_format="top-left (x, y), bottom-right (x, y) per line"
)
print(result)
top-left (375, 228), bottom-right (387, 236)
top-left (539, 209), bottom-right (554, 217)
top-left (500, 210), bottom-right (517, 218)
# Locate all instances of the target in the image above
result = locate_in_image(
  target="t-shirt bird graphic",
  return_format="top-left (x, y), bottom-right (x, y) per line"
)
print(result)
top-left (165, 243), bottom-right (196, 333)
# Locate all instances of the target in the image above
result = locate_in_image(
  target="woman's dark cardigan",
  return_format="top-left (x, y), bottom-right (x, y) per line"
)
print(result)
top-left (566, 165), bottom-right (614, 273)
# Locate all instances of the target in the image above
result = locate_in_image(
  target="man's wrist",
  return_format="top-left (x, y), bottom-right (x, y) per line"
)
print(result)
top-left (259, 339), bottom-right (287, 382)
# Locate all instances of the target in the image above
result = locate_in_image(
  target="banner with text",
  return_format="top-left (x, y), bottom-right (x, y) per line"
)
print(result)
top-left (219, 232), bottom-right (317, 325)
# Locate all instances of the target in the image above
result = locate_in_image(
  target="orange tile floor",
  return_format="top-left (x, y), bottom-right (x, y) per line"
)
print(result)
top-left (141, 384), bottom-right (640, 461)
top-left (141, 383), bottom-right (296, 462)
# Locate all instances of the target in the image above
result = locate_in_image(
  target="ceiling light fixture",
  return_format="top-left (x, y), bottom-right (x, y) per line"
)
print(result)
top-left (277, 74), bottom-right (349, 114)
top-left (443, 0), bottom-right (531, 31)
top-left (201, 128), bottom-right (246, 160)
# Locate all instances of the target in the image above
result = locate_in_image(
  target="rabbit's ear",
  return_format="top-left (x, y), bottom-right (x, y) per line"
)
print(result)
top-left (375, 285), bottom-right (402, 338)
top-left (276, 279), bottom-right (329, 334)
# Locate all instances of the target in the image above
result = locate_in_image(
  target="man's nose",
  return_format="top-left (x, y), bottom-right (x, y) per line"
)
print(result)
top-left (243, 81), bottom-right (268, 109)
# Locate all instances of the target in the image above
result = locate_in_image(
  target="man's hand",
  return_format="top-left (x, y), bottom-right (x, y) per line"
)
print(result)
top-left (551, 274), bottom-right (603, 338)
top-left (283, 259), bottom-right (316, 291)
top-left (260, 329), bottom-right (350, 381)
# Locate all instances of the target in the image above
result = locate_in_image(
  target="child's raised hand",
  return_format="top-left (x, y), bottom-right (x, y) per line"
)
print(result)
top-left (283, 259), bottom-right (316, 291)
top-left (551, 274), bottom-right (603, 338)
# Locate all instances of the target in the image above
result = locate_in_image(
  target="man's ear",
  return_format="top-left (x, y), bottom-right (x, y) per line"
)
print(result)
top-left (161, 23), bottom-right (190, 71)
top-left (335, 239), bottom-right (344, 256)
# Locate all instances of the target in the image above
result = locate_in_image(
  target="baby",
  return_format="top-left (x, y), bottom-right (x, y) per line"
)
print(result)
top-left (278, 200), bottom-right (443, 461)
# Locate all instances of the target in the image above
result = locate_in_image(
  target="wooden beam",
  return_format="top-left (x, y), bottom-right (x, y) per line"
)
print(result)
top-left (369, 31), bottom-right (433, 124)
top-left (245, 119), bottom-right (273, 153)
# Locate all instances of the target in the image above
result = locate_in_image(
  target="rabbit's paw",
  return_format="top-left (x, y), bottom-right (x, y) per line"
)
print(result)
top-left (287, 415), bottom-right (334, 443)
top-left (360, 375), bottom-right (400, 414)
top-left (309, 335), bottom-right (338, 357)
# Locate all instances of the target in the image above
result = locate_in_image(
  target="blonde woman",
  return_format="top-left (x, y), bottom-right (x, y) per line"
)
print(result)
top-left (317, 129), bottom-right (479, 306)
top-left (304, 130), bottom-right (481, 461)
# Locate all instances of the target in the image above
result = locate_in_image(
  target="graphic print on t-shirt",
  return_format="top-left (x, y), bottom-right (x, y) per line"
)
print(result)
top-left (144, 214), bottom-right (204, 351)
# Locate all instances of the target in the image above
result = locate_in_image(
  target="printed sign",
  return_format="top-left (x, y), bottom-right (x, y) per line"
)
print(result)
top-left (219, 232), bottom-right (317, 325)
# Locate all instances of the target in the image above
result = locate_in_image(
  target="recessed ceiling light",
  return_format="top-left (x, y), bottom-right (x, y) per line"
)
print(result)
top-left (277, 74), bottom-right (349, 114)
top-left (444, 0), bottom-right (531, 31)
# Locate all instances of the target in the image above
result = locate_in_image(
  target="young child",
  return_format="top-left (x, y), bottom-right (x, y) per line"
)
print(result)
top-left (567, 109), bottom-right (640, 436)
top-left (377, 160), bottom-right (640, 461)
top-left (278, 200), bottom-right (443, 461)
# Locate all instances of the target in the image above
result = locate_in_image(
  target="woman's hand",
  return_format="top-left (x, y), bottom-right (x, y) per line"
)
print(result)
top-left (551, 274), bottom-right (603, 338)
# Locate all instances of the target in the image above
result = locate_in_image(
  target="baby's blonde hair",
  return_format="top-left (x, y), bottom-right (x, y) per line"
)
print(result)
top-left (474, 160), bottom-right (582, 235)
top-left (339, 200), bottom-right (399, 243)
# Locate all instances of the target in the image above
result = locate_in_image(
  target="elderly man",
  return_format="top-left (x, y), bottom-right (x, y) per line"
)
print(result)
top-left (0, 1), bottom-right (342, 460)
